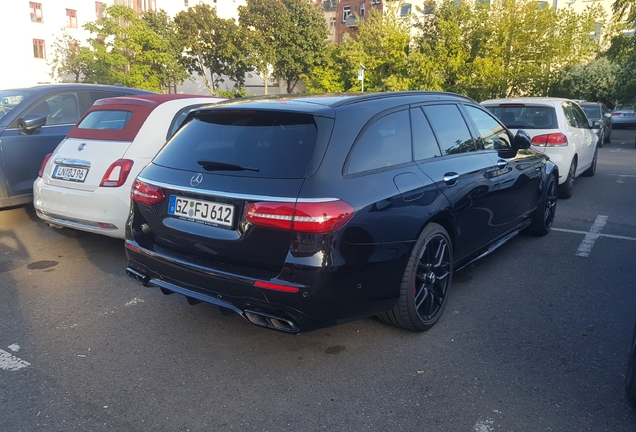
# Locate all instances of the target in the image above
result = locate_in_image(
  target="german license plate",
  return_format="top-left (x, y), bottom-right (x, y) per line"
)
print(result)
top-left (52, 165), bottom-right (88, 182)
top-left (168, 195), bottom-right (234, 228)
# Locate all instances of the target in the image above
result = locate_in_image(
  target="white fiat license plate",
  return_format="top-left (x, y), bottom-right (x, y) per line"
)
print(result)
top-left (168, 195), bottom-right (234, 228)
top-left (52, 165), bottom-right (88, 182)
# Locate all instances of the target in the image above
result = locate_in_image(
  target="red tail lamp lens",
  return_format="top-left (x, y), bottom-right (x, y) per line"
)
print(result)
top-left (100, 159), bottom-right (134, 187)
top-left (39, 153), bottom-right (53, 178)
top-left (531, 133), bottom-right (568, 147)
top-left (253, 280), bottom-right (300, 293)
top-left (245, 200), bottom-right (354, 233)
top-left (131, 179), bottom-right (165, 206)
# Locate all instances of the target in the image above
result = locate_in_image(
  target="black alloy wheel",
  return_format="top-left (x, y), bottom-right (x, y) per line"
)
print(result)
top-left (582, 146), bottom-right (598, 177)
top-left (557, 158), bottom-right (576, 199)
top-left (379, 223), bottom-right (453, 331)
top-left (528, 174), bottom-right (557, 236)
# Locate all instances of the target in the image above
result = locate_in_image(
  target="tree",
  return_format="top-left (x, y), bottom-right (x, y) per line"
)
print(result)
top-left (554, 58), bottom-right (623, 106)
top-left (48, 30), bottom-right (93, 83)
top-left (239, 0), bottom-right (329, 93)
top-left (175, 4), bottom-right (251, 95)
top-left (82, 4), bottom-right (180, 91)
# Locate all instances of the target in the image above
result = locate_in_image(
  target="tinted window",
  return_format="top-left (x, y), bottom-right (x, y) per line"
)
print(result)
top-left (487, 106), bottom-right (557, 129)
top-left (347, 110), bottom-right (411, 174)
top-left (562, 102), bottom-right (586, 128)
top-left (581, 105), bottom-right (601, 120)
top-left (464, 105), bottom-right (511, 150)
top-left (25, 92), bottom-right (81, 126)
top-left (422, 104), bottom-right (474, 155)
top-left (410, 108), bottom-right (441, 160)
top-left (154, 111), bottom-right (318, 179)
top-left (77, 110), bottom-right (132, 130)
top-left (166, 104), bottom-right (203, 140)
top-left (571, 103), bottom-right (591, 128)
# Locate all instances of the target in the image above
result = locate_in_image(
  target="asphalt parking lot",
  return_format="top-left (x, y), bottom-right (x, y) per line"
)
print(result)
top-left (1, 129), bottom-right (636, 432)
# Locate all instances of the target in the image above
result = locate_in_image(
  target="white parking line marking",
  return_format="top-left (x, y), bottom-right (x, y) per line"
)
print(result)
top-left (8, 344), bottom-right (20, 352)
top-left (552, 228), bottom-right (636, 241)
top-left (0, 349), bottom-right (30, 371)
top-left (608, 174), bottom-right (636, 178)
top-left (569, 215), bottom-right (608, 257)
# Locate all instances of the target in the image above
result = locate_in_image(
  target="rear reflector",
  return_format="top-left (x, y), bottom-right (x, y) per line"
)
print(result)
top-left (245, 200), bottom-right (355, 233)
top-left (39, 153), bottom-right (53, 178)
top-left (100, 159), bottom-right (134, 187)
top-left (131, 179), bottom-right (165, 206)
top-left (253, 280), bottom-right (300, 293)
top-left (97, 223), bottom-right (117, 229)
top-left (531, 133), bottom-right (568, 147)
top-left (125, 241), bottom-right (142, 253)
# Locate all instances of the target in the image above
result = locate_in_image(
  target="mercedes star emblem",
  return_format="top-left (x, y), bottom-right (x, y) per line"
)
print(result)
top-left (190, 173), bottom-right (204, 187)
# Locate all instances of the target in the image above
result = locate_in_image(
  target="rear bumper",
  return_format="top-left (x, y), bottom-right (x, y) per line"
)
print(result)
top-left (124, 239), bottom-right (406, 333)
top-left (33, 178), bottom-right (130, 238)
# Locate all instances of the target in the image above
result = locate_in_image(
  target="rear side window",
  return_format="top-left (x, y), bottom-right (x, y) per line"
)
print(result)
top-left (486, 106), bottom-right (557, 129)
top-left (77, 110), bottom-right (132, 130)
top-left (154, 110), bottom-right (318, 179)
top-left (347, 110), bottom-right (411, 174)
top-left (422, 104), bottom-right (475, 155)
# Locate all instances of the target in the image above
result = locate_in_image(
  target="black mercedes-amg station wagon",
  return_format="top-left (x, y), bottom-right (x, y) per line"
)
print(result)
top-left (125, 91), bottom-right (558, 333)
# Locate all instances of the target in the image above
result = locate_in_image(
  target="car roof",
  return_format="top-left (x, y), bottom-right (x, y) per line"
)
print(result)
top-left (0, 83), bottom-right (154, 93)
top-left (67, 94), bottom-right (221, 142)
top-left (196, 91), bottom-right (476, 117)
top-left (481, 97), bottom-right (571, 106)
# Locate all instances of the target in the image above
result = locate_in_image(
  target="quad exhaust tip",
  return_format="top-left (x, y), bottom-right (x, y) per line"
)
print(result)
top-left (244, 310), bottom-right (299, 333)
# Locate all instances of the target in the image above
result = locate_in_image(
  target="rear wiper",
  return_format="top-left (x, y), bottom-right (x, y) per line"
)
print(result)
top-left (197, 160), bottom-right (260, 172)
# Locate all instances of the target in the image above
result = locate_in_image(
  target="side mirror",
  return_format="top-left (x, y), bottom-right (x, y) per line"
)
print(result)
top-left (18, 114), bottom-right (47, 132)
top-left (591, 120), bottom-right (602, 130)
top-left (513, 129), bottom-right (532, 149)
top-left (604, 113), bottom-right (612, 118)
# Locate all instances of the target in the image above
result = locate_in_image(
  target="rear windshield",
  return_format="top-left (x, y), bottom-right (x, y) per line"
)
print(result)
top-left (581, 105), bottom-right (601, 120)
top-left (153, 110), bottom-right (318, 179)
top-left (77, 110), bottom-right (132, 130)
top-left (486, 106), bottom-right (557, 129)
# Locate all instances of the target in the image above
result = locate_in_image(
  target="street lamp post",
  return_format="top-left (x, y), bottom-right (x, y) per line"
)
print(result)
top-left (358, 63), bottom-right (366, 92)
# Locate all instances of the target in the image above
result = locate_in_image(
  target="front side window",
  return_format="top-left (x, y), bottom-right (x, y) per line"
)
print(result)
top-left (33, 39), bottom-right (45, 59)
top-left (66, 9), bottom-right (77, 28)
top-left (571, 103), bottom-right (591, 128)
top-left (29, 2), bottom-right (43, 22)
top-left (422, 104), bottom-right (475, 155)
top-left (347, 110), bottom-right (411, 174)
top-left (562, 102), bottom-right (584, 128)
top-left (464, 105), bottom-right (511, 150)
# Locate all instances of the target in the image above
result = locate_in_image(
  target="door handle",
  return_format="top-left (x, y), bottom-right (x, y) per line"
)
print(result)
top-left (443, 173), bottom-right (459, 185)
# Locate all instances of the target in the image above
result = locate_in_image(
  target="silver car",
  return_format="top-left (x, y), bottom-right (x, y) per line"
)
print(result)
top-left (611, 103), bottom-right (636, 129)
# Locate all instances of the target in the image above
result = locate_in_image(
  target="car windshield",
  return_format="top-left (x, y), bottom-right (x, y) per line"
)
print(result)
top-left (581, 105), bottom-right (601, 120)
top-left (153, 110), bottom-right (319, 179)
top-left (486, 105), bottom-right (557, 129)
top-left (0, 90), bottom-right (32, 120)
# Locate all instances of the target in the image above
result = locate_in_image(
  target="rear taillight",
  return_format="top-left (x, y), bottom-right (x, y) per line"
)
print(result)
top-left (531, 133), bottom-right (568, 147)
top-left (131, 179), bottom-right (165, 206)
top-left (611, 112), bottom-right (622, 116)
top-left (244, 200), bottom-right (355, 233)
top-left (100, 159), bottom-right (134, 187)
top-left (38, 153), bottom-right (53, 178)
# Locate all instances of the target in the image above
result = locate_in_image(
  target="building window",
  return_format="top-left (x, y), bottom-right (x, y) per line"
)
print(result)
top-left (329, 17), bottom-right (336, 28)
top-left (400, 3), bottom-right (411, 16)
top-left (33, 39), bottom-right (45, 59)
top-left (184, 0), bottom-right (189, 5)
top-left (29, 2), bottom-right (43, 23)
top-left (423, 2), bottom-right (434, 14)
top-left (342, 5), bottom-right (351, 22)
top-left (537, 1), bottom-right (548, 8)
top-left (371, 0), bottom-right (380, 4)
top-left (66, 9), bottom-right (77, 28)
top-left (96, 2), bottom-right (105, 19)
top-left (360, 3), bottom-right (365, 16)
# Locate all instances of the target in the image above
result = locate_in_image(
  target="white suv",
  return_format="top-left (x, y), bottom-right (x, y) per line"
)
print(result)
top-left (481, 97), bottom-right (600, 199)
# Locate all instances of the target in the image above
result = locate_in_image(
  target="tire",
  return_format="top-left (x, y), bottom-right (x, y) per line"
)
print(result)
top-left (626, 319), bottom-right (636, 406)
top-left (604, 128), bottom-right (610, 144)
top-left (378, 223), bottom-right (453, 332)
top-left (557, 158), bottom-right (576, 199)
top-left (528, 174), bottom-right (557, 236)
top-left (582, 146), bottom-right (597, 177)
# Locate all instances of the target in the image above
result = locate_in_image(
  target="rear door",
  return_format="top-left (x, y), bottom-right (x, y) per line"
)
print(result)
top-left (562, 101), bottom-right (595, 172)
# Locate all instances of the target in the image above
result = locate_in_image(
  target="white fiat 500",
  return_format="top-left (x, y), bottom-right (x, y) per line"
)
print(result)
top-left (34, 94), bottom-right (225, 238)
top-left (481, 97), bottom-right (601, 199)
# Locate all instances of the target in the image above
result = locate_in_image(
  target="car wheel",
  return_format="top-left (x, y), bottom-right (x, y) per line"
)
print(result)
top-left (626, 318), bottom-right (636, 406)
top-left (528, 174), bottom-right (557, 236)
top-left (557, 158), bottom-right (576, 199)
top-left (582, 146), bottom-right (597, 177)
top-left (378, 223), bottom-right (453, 332)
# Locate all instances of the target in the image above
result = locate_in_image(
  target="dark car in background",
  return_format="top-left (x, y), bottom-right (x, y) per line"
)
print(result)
top-left (125, 91), bottom-right (558, 334)
top-left (580, 101), bottom-right (611, 146)
top-left (0, 84), bottom-right (153, 209)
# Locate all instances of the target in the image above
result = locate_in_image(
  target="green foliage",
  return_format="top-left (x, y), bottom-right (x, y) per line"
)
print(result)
top-left (240, 0), bottom-right (329, 93)
top-left (174, 4), bottom-right (251, 95)
top-left (82, 5), bottom-right (183, 92)
top-left (48, 30), bottom-right (93, 83)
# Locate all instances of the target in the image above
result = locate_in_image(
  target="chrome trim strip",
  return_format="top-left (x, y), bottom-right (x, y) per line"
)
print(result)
top-left (53, 158), bottom-right (91, 168)
top-left (137, 176), bottom-right (338, 203)
top-left (36, 210), bottom-right (110, 230)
